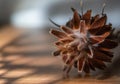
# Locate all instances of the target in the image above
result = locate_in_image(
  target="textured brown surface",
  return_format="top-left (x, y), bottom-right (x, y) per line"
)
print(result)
top-left (0, 27), bottom-right (120, 84)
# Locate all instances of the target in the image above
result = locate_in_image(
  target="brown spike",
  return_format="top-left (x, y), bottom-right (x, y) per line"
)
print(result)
top-left (73, 11), bottom-right (80, 29)
top-left (78, 57), bottom-right (85, 72)
top-left (80, 21), bottom-right (86, 33)
top-left (66, 59), bottom-right (72, 65)
top-left (63, 65), bottom-right (67, 71)
top-left (69, 40), bottom-right (79, 48)
top-left (89, 24), bottom-right (112, 35)
top-left (90, 32), bottom-right (110, 44)
top-left (93, 50), bottom-right (112, 62)
top-left (66, 56), bottom-right (76, 74)
top-left (62, 55), bottom-right (67, 63)
top-left (91, 58), bottom-right (106, 70)
top-left (61, 26), bottom-right (73, 34)
top-left (66, 56), bottom-right (75, 65)
top-left (91, 15), bottom-right (100, 24)
top-left (60, 38), bottom-right (73, 43)
top-left (54, 41), bottom-right (65, 49)
top-left (96, 25), bottom-right (112, 35)
top-left (74, 61), bottom-right (78, 68)
top-left (71, 7), bottom-right (76, 12)
top-left (66, 64), bottom-right (73, 74)
top-left (82, 10), bottom-right (92, 25)
top-left (88, 59), bottom-right (96, 71)
top-left (93, 15), bottom-right (100, 22)
top-left (91, 15), bottom-right (107, 29)
top-left (66, 20), bottom-right (73, 28)
top-left (55, 41), bottom-right (63, 46)
top-left (53, 50), bottom-right (61, 56)
top-left (99, 39), bottom-right (118, 49)
top-left (89, 28), bottom-right (100, 35)
top-left (83, 60), bottom-right (90, 73)
top-left (50, 29), bottom-right (67, 38)
top-left (83, 10), bottom-right (92, 20)
top-left (97, 47), bottom-right (110, 52)
top-left (89, 38), bottom-right (99, 44)
top-left (97, 48), bottom-right (114, 57)
top-left (71, 7), bottom-right (81, 17)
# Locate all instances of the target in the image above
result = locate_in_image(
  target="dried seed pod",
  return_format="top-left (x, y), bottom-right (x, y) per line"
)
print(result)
top-left (49, 8), bottom-right (118, 76)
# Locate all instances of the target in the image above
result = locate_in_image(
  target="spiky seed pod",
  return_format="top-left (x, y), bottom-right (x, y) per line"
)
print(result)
top-left (49, 9), bottom-right (118, 75)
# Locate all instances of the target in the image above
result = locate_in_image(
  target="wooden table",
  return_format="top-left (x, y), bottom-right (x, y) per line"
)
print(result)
top-left (0, 26), bottom-right (120, 84)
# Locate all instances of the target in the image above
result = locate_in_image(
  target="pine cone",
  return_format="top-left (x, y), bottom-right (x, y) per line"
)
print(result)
top-left (49, 9), bottom-right (118, 75)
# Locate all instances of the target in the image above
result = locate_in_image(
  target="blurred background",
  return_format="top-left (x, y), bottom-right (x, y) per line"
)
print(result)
top-left (0, 0), bottom-right (120, 28)
top-left (0, 0), bottom-right (120, 84)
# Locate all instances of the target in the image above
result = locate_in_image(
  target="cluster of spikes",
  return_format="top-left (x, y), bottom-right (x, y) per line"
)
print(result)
top-left (49, 6), bottom-right (118, 76)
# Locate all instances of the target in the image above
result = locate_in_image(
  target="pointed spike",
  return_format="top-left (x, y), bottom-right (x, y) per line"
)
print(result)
top-left (87, 45), bottom-right (93, 58)
top-left (63, 65), bottom-right (67, 71)
top-left (90, 32), bottom-right (110, 44)
top-left (61, 26), bottom-right (73, 34)
top-left (77, 57), bottom-right (85, 72)
top-left (69, 40), bottom-right (79, 47)
top-left (66, 65), bottom-right (73, 74)
top-left (66, 20), bottom-right (74, 28)
top-left (82, 10), bottom-right (92, 23)
top-left (94, 15), bottom-right (100, 22)
top-left (74, 61), bottom-right (78, 68)
top-left (60, 38), bottom-right (73, 43)
top-left (71, 7), bottom-right (81, 18)
top-left (93, 50), bottom-right (112, 62)
top-left (89, 24), bottom-right (111, 35)
top-left (62, 55), bottom-right (67, 63)
top-left (96, 25), bottom-right (112, 35)
top-left (50, 29), bottom-right (67, 38)
top-left (53, 50), bottom-right (61, 56)
top-left (91, 15), bottom-right (107, 29)
top-left (49, 18), bottom-right (61, 27)
top-left (80, 20), bottom-right (86, 33)
top-left (97, 48), bottom-right (114, 57)
top-left (83, 60), bottom-right (90, 73)
top-left (73, 11), bottom-right (80, 29)
top-left (80, 0), bottom-right (84, 16)
top-left (110, 28), bottom-right (115, 36)
top-left (102, 2), bottom-right (106, 15)
top-left (55, 41), bottom-right (63, 46)
top-left (99, 39), bottom-right (118, 49)
top-left (71, 7), bottom-right (76, 12)
top-left (88, 59), bottom-right (96, 71)
top-left (90, 14), bottom-right (100, 25)
top-left (91, 58), bottom-right (106, 70)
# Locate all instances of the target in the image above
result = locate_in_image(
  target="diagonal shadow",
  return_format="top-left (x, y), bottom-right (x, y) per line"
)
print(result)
top-left (0, 30), bottom-right (62, 84)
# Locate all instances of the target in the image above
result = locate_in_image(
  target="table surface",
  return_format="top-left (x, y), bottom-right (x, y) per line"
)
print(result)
top-left (0, 26), bottom-right (120, 84)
